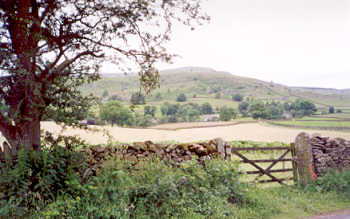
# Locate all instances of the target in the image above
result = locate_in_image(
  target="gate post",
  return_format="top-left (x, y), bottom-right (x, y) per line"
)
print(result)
top-left (294, 132), bottom-right (316, 186)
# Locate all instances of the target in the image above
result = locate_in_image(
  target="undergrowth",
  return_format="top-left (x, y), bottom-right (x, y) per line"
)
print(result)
top-left (1, 137), bottom-right (349, 218)
top-left (33, 158), bottom-right (278, 219)
top-left (0, 135), bottom-right (86, 217)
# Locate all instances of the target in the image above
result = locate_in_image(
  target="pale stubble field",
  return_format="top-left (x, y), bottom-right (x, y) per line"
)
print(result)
top-left (38, 121), bottom-right (350, 144)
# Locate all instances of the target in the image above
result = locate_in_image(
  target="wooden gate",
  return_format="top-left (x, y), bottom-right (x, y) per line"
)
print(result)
top-left (230, 144), bottom-right (297, 185)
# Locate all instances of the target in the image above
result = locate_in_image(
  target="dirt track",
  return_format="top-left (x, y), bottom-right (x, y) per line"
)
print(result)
top-left (38, 121), bottom-right (350, 144)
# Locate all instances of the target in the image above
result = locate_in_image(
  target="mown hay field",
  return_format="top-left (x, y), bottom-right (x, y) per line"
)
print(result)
top-left (36, 121), bottom-right (350, 145)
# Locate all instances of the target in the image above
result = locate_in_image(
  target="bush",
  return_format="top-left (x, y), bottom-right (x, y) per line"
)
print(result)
top-left (248, 102), bottom-right (267, 119)
top-left (144, 105), bottom-right (157, 117)
top-left (232, 94), bottom-right (243, 102)
top-left (99, 101), bottom-right (135, 126)
top-left (35, 159), bottom-right (265, 218)
top-left (0, 134), bottom-right (86, 217)
top-left (200, 102), bottom-right (213, 115)
top-left (312, 170), bottom-right (350, 198)
top-left (108, 94), bottom-right (123, 101)
top-left (238, 102), bottom-right (249, 116)
top-left (137, 115), bottom-right (153, 127)
top-left (130, 93), bottom-right (145, 105)
top-left (219, 106), bottom-right (237, 121)
top-left (176, 93), bottom-right (187, 102)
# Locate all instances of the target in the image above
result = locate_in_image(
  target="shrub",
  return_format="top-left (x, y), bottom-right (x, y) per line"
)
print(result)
top-left (137, 115), bottom-right (153, 127)
top-left (35, 159), bottom-right (264, 218)
top-left (312, 170), bottom-right (350, 198)
top-left (200, 102), bottom-right (213, 115)
top-left (108, 94), bottom-right (123, 101)
top-left (219, 106), bottom-right (237, 121)
top-left (176, 93), bottom-right (187, 102)
top-left (102, 90), bottom-right (109, 98)
top-left (0, 134), bottom-right (86, 217)
top-left (130, 93), bottom-right (145, 105)
top-left (232, 94), bottom-right (243, 102)
top-left (144, 105), bottom-right (156, 117)
top-left (238, 102), bottom-right (249, 116)
top-left (248, 102), bottom-right (267, 119)
top-left (99, 101), bottom-right (135, 126)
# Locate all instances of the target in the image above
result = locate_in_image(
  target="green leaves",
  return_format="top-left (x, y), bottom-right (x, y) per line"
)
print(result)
top-left (0, 135), bottom-right (87, 217)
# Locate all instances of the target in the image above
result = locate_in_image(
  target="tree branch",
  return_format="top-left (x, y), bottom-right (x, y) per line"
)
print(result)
top-left (46, 50), bottom-right (102, 82)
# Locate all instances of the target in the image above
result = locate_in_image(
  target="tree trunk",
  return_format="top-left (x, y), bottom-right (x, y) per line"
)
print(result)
top-left (2, 120), bottom-right (41, 156)
top-left (21, 119), bottom-right (41, 151)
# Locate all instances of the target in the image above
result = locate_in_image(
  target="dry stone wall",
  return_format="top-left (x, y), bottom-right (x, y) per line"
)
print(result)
top-left (80, 138), bottom-right (231, 179)
top-left (310, 134), bottom-right (350, 176)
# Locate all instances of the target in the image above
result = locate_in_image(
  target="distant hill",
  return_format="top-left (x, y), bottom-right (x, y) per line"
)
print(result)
top-left (81, 67), bottom-right (350, 110)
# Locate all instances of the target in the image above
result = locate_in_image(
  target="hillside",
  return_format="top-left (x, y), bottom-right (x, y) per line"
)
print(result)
top-left (81, 68), bottom-right (350, 110)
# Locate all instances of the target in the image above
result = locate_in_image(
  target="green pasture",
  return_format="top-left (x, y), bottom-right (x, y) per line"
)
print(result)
top-left (273, 120), bottom-right (350, 128)
top-left (296, 116), bottom-right (339, 121)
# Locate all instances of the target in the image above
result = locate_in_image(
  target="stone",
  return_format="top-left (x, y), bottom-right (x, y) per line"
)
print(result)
top-left (295, 132), bottom-right (316, 185)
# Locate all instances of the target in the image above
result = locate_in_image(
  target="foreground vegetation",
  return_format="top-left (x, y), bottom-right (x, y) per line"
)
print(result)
top-left (1, 137), bottom-right (349, 218)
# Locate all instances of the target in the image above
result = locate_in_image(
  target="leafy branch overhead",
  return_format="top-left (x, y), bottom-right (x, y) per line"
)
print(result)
top-left (0, 0), bottom-right (209, 151)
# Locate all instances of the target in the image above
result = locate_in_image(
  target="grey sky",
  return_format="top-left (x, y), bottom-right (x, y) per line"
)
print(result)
top-left (103, 0), bottom-right (350, 89)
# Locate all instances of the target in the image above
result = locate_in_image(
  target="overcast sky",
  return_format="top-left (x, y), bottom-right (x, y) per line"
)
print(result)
top-left (104, 0), bottom-right (350, 89)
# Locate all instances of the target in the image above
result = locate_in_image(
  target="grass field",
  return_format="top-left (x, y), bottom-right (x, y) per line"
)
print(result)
top-left (232, 151), bottom-right (294, 187)
top-left (274, 120), bottom-right (350, 128)
top-left (269, 112), bottom-right (350, 131)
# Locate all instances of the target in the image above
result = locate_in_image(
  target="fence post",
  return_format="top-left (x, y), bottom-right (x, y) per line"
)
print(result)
top-left (224, 142), bottom-right (231, 160)
top-left (215, 138), bottom-right (225, 160)
top-left (290, 143), bottom-right (298, 184)
top-left (294, 132), bottom-right (315, 186)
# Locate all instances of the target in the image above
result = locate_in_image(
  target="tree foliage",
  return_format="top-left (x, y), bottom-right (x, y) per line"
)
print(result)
top-left (99, 101), bottom-right (134, 126)
top-left (289, 99), bottom-right (317, 117)
top-left (248, 102), bottom-right (267, 119)
top-left (238, 102), bottom-right (249, 116)
top-left (144, 105), bottom-right (157, 117)
top-left (0, 0), bottom-right (208, 151)
top-left (130, 93), bottom-right (145, 105)
top-left (219, 106), bottom-right (237, 121)
top-left (176, 93), bottom-right (187, 102)
top-left (232, 94), bottom-right (243, 102)
top-left (200, 102), bottom-right (213, 115)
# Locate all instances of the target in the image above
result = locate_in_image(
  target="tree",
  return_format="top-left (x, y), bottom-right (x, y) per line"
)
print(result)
top-left (176, 93), bottom-right (187, 102)
top-left (137, 114), bottom-right (153, 128)
top-left (248, 102), bottom-right (267, 119)
top-left (238, 102), bottom-right (249, 116)
top-left (219, 106), bottom-right (237, 121)
top-left (130, 93), bottom-right (145, 105)
top-left (108, 94), bottom-right (123, 102)
top-left (232, 94), bottom-right (243, 102)
top-left (0, 0), bottom-right (207, 152)
top-left (265, 104), bottom-right (283, 120)
top-left (329, 106), bottom-right (335, 114)
top-left (144, 105), bottom-right (156, 117)
top-left (200, 102), bottom-right (213, 115)
top-left (102, 90), bottom-right (109, 98)
top-left (99, 101), bottom-right (134, 126)
top-left (289, 99), bottom-right (317, 117)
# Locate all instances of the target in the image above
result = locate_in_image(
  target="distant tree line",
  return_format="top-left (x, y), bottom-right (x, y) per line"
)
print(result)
top-left (238, 99), bottom-right (317, 119)
top-left (90, 96), bottom-right (319, 128)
